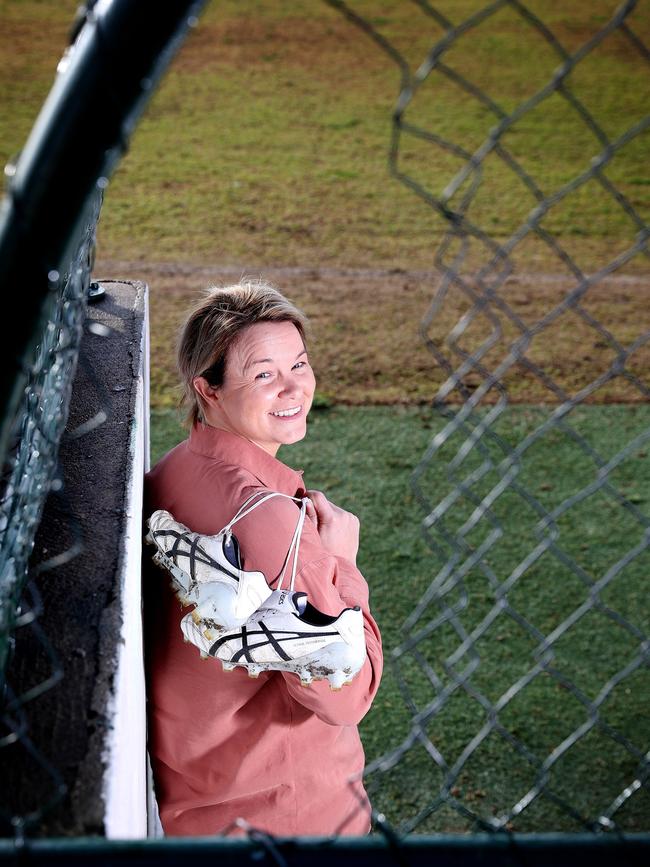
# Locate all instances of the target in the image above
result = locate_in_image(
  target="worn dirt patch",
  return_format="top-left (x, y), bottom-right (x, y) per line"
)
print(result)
top-left (95, 259), bottom-right (649, 407)
top-left (174, 14), bottom-right (380, 77)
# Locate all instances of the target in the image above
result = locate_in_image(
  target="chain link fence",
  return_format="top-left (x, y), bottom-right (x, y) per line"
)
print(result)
top-left (1, 0), bottom-right (648, 850)
top-left (0, 193), bottom-right (100, 836)
top-left (323, 0), bottom-right (649, 836)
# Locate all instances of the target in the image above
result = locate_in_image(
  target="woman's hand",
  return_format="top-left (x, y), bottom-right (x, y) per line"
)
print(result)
top-left (305, 490), bottom-right (360, 565)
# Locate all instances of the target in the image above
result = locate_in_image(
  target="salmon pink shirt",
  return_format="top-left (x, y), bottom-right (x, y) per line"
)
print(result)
top-left (144, 423), bottom-right (383, 837)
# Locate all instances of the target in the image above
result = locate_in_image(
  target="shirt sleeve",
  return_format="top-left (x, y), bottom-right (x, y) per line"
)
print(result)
top-left (235, 491), bottom-right (383, 727)
top-left (284, 554), bottom-right (383, 727)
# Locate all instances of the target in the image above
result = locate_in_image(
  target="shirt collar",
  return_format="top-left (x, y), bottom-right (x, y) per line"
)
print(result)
top-left (188, 422), bottom-right (305, 497)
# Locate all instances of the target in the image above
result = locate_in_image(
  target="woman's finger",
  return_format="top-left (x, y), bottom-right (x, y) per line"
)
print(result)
top-left (306, 489), bottom-right (326, 514)
top-left (307, 490), bottom-right (335, 524)
top-left (304, 497), bottom-right (318, 525)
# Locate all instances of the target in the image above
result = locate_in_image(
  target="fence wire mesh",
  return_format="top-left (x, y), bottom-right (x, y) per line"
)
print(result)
top-left (1, 0), bottom-right (648, 849)
top-left (324, 0), bottom-right (650, 838)
top-left (0, 191), bottom-right (103, 836)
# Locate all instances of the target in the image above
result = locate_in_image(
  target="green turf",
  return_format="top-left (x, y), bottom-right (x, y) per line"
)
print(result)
top-left (150, 404), bottom-right (650, 832)
top-left (1, 1), bottom-right (648, 271)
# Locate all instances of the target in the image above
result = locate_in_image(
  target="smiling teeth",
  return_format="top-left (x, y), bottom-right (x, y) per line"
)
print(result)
top-left (272, 407), bottom-right (300, 417)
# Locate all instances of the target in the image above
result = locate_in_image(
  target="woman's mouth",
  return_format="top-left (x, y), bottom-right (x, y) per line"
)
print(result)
top-left (270, 406), bottom-right (302, 418)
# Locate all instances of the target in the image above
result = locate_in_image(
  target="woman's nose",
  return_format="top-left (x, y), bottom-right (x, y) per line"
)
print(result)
top-left (278, 373), bottom-right (300, 396)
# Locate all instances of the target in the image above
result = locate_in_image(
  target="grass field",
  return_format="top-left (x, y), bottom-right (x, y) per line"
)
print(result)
top-left (2, 0), bottom-right (649, 835)
top-left (3, 1), bottom-right (647, 406)
top-left (1, 1), bottom-right (649, 271)
top-left (152, 404), bottom-right (650, 832)
top-left (140, 262), bottom-right (649, 408)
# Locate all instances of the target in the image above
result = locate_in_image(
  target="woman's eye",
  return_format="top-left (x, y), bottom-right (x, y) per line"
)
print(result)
top-left (293, 361), bottom-right (307, 370)
top-left (255, 371), bottom-right (272, 380)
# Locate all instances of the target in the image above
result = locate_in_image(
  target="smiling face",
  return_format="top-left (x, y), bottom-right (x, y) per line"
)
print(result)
top-left (194, 320), bottom-right (316, 457)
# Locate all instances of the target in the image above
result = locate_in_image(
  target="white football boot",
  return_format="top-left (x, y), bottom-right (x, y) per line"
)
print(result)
top-left (181, 589), bottom-right (367, 690)
top-left (145, 491), bottom-right (304, 631)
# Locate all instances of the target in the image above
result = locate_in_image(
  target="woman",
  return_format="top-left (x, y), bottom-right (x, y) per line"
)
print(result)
top-left (144, 279), bottom-right (383, 837)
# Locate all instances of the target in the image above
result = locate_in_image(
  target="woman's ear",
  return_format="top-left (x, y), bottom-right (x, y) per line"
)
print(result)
top-left (193, 375), bottom-right (219, 408)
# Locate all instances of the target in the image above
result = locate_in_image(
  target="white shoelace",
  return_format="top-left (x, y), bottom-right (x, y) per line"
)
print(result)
top-left (221, 490), bottom-right (308, 592)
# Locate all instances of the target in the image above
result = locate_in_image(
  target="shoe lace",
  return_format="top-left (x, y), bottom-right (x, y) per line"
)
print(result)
top-left (276, 497), bottom-right (307, 593)
top-left (221, 490), bottom-right (308, 592)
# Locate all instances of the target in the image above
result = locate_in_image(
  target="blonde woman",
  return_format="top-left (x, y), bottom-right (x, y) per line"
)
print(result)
top-left (144, 279), bottom-right (383, 837)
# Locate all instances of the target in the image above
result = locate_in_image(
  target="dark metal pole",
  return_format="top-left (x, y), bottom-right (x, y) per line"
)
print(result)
top-left (0, 0), bottom-right (209, 463)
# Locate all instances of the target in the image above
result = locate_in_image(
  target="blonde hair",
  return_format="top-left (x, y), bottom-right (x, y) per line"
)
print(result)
top-left (177, 278), bottom-right (308, 428)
